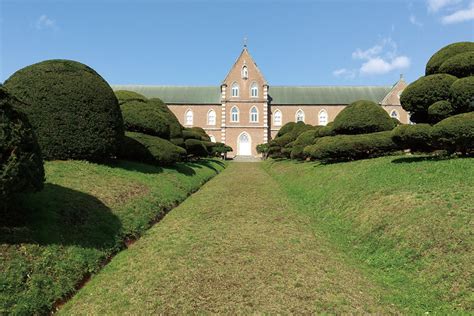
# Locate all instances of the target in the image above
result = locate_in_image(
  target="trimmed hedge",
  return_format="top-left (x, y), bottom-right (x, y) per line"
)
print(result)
top-left (148, 98), bottom-right (183, 139)
top-left (450, 76), bottom-right (474, 113)
top-left (0, 87), bottom-right (44, 209)
top-left (426, 42), bottom-right (474, 76)
top-left (115, 90), bottom-right (147, 105)
top-left (185, 139), bottom-right (209, 157)
top-left (209, 142), bottom-right (232, 157)
top-left (268, 122), bottom-right (313, 158)
top-left (188, 127), bottom-right (211, 141)
top-left (400, 74), bottom-right (458, 123)
top-left (276, 122), bottom-right (297, 137)
top-left (120, 100), bottom-right (171, 139)
top-left (431, 112), bottom-right (474, 155)
top-left (4, 59), bottom-right (124, 161)
top-left (428, 100), bottom-right (455, 123)
top-left (332, 100), bottom-right (395, 134)
top-left (438, 51), bottom-right (474, 78)
top-left (290, 129), bottom-right (321, 160)
top-left (183, 129), bottom-right (204, 141)
top-left (391, 124), bottom-right (433, 152)
top-left (305, 131), bottom-right (398, 163)
top-left (120, 132), bottom-right (186, 165)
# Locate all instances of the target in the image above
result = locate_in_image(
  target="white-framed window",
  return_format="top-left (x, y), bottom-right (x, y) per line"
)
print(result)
top-left (250, 82), bottom-right (258, 97)
top-left (231, 82), bottom-right (239, 97)
top-left (296, 109), bottom-right (305, 122)
top-left (231, 106), bottom-right (239, 122)
top-left (390, 110), bottom-right (399, 119)
top-left (209, 135), bottom-right (216, 143)
top-left (185, 109), bottom-right (193, 125)
top-left (318, 109), bottom-right (328, 126)
top-left (207, 109), bottom-right (216, 125)
top-left (250, 106), bottom-right (258, 123)
top-left (273, 109), bottom-right (282, 126)
top-left (242, 66), bottom-right (248, 79)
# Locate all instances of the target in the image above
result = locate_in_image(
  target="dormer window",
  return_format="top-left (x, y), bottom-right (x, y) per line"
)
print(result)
top-left (232, 82), bottom-right (239, 97)
top-left (241, 66), bottom-right (248, 79)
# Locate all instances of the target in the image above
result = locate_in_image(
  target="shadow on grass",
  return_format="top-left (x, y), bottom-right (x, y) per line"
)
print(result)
top-left (106, 160), bottom-right (164, 175)
top-left (391, 155), bottom-right (458, 164)
top-left (0, 184), bottom-right (122, 249)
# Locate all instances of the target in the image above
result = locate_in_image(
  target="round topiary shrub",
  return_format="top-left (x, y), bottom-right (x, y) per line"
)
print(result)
top-left (290, 128), bottom-right (321, 160)
top-left (426, 42), bottom-right (474, 75)
top-left (438, 51), bottom-right (474, 78)
top-left (332, 100), bottom-right (395, 135)
top-left (391, 124), bottom-right (433, 152)
top-left (148, 98), bottom-right (183, 140)
top-left (276, 122), bottom-right (297, 137)
top-left (1, 87), bottom-right (44, 209)
top-left (450, 76), bottom-right (474, 113)
top-left (185, 139), bottom-right (209, 157)
top-left (431, 112), bottom-right (474, 155)
top-left (4, 59), bottom-right (124, 161)
top-left (428, 100), bottom-right (456, 123)
top-left (115, 90), bottom-right (147, 105)
top-left (400, 74), bottom-right (458, 123)
top-left (120, 100), bottom-right (171, 139)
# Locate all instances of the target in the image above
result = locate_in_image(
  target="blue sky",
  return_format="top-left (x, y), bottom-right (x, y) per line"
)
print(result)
top-left (1, 0), bottom-right (473, 86)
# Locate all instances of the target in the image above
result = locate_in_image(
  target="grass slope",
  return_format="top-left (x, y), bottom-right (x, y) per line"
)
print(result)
top-left (0, 159), bottom-right (225, 314)
top-left (264, 156), bottom-right (473, 313)
top-left (60, 163), bottom-right (396, 314)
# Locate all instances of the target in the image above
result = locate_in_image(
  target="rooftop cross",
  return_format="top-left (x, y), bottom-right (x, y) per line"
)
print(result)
top-left (243, 36), bottom-right (247, 48)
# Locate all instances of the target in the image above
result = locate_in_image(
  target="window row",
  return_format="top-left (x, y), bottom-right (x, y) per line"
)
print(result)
top-left (231, 82), bottom-right (259, 97)
top-left (273, 109), bottom-right (329, 126)
top-left (231, 106), bottom-right (259, 123)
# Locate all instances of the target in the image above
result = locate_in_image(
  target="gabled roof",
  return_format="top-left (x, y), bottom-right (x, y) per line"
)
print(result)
top-left (222, 47), bottom-right (267, 85)
top-left (111, 85), bottom-right (393, 105)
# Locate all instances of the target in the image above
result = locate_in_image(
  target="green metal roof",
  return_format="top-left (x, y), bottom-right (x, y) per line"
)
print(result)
top-left (112, 85), bottom-right (392, 105)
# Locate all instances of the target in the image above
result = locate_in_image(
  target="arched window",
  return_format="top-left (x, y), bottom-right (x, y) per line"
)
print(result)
top-left (319, 109), bottom-right (328, 126)
top-left (296, 109), bottom-right (305, 122)
top-left (209, 135), bottom-right (216, 143)
top-left (250, 106), bottom-right (258, 123)
top-left (390, 110), bottom-right (399, 119)
top-left (185, 109), bottom-right (193, 125)
top-left (273, 109), bottom-right (282, 126)
top-left (242, 66), bottom-right (248, 79)
top-left (231, 82), bottom-right (239, 97)
top-left (231, 106), bottom-right (239, 122)
top-left (250, 82), bottom-right (258, 97)
top-left (207, 109), bottom-right (216, 125)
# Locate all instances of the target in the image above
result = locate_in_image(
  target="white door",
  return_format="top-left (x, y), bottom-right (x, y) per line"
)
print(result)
top-left (238, 132), bottom-right (251, 156)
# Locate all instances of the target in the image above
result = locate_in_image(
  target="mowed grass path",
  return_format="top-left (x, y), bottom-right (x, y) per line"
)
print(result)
top-left (61, 162), bottom-right (395, 314)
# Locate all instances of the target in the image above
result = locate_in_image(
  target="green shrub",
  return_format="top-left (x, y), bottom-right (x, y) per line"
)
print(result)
top-left (256, 143), bottom-right (270, 159)
top-left (114, 90), bottom-right (147, 105)
top-left (120, 132), bottom-right (186, 165)
top-left (332, 100), bottom-right (395, 134)
top-left (438, 51), bottom-right (474, 78)
top-left (428, 100), bottom-right (456, 123)
top-left (0, 87), bottom-right (44, 209)
top-left (431, 112), bottom-right (474, 155)
top-left (120, 100), bottom-right (170, 139)
top-left (276, 122), bottom-right (297, 137)
top-left (290, 129), bottom-right (321, 160)
top-left (426, 42), bottom-right (474, 75)
top-left (148, 98), bottom-right (183, 139)
top-left (450, 76), bottom-right (474, 113)
top-left (210, 142), bottom-right (232, 157)
top-left (318, 124), bottom-right (336, 137)
top-left (183, 129), bottom-right (204, 140)
top-left (188, 127), bottom-right (211, 141)
top-left (268, 122), bottom-right (313, 158)
top-left (305, 131), bottom-right (399, 163)
top-left (4, 59), bottom-right (124, 161)
top-left (400, 74), bottom-right (458, 123)
top-left (391, 124), bottom-right (433, 152)
top-left (185, 139), bottom-right (209, 157)
top-left (170, 138), bottom-right (185, 147)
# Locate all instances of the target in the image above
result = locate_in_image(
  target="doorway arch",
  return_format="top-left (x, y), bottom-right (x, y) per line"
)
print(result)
top-left (237, 132), bottom-right (252, 156)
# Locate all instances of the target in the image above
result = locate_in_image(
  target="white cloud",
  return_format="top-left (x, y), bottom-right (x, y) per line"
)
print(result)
top-left (441, 2), bottom-right (474, 24)
top-left (36, 15), bottom-right (57, 30)
top-left (427, 0), bottom-right (461, 12)
top-left (409, 14), bottom-right (424, 26)
top-left (360, 56), bottom-right (410, 75)
top-left (332, 68), bottom-right (356, 79)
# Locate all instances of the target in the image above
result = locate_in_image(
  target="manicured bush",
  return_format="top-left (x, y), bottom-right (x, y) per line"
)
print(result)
top-left (438, 51), bottom-right (474, 78)
top-left (120, 100), bottom-right (171, 139)
top-left (305, 131), bottom-right (399, 163)
top-left (318, 124), bottom-right (336, 137)
top-left (268, 122), bottom-right (313, 158)
top-left (183, 129), bottom-right (204, 141)
top-left (115, 90), bottom-right (147, 105)
top-left (450, 76), bottom-right (474, 113)
top-left (431, 112), bottom-right (474, 155)
top-left (4, 59), bottom-right (124, 161)
top-left (256, 143), bottom-right (270, 159)
top-left (170, 137), bottom-right (185, 147)
top-left (185, 139), bottom-right (209, 157)
top-left (148, 98), bottom-right (183, 139)
top-left (188, 127), bottom-right (211, 141)
top-left (391, 124), bottom-right (433, 152)
top-left (120, 132), bottom-right (186, 165)
top-left (290, 128), bottom-right (321, 160)
top-left (0, 87), bottom-right (44, 209)
top-left (426, 42), bottom-right (474, 75)
top-left (400, 74), bottom-right (458, 123)
top-left (276, 122), bottom-right (297, 137)
top-left (428, 100), bottom-right (456, 123)
top-left (210, 142), bottom-right (232, 158)
top-left (332, 100), bottom-right (395, 134)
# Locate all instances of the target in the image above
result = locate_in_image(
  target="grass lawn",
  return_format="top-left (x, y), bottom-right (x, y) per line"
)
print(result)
top-left (0, 159), bottom-right (225, 314)
top-left (264, 155), bottom-right (473, 313)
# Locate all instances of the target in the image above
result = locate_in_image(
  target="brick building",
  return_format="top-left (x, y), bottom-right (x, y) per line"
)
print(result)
top-left (113, 47), bottom-right (408, 157)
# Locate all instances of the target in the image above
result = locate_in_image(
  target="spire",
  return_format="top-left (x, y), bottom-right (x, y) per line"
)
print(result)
top-left (400, 73), bottom-right (405, 81)
top-left (243, 36), bottom-right (247, 49)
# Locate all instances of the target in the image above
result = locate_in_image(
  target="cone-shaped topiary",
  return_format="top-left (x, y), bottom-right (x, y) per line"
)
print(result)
top-left (400, 74), bottom-right (457, 123)
top-left (450, 76), bottom-right (474, 113)
top-left (425, 41), bottom-right (474, 75)
top-left (0, 87), bottom-right (44, 209)
top-left (438, 51), bottom-right (474, 78)
top-left (332, 100), bottom-right (395, 135)
top-left (4, 59), bottom-right (124, 161)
